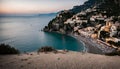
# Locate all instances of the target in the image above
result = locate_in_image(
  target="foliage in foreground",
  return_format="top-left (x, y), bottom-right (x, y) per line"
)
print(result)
top-left (0, 43), bottom-right (20, 55)
top-left (38, 46), bottom-right (56, 53)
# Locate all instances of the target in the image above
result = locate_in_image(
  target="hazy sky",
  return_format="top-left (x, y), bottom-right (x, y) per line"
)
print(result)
top-left (0, 0), bottom-right (87, 14)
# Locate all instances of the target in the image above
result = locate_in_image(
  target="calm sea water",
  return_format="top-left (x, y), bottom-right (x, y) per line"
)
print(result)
top-left (0, 15), bottom-right (84, 52)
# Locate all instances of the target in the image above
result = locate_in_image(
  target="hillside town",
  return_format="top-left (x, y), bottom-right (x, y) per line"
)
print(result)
top-left (44, 0), bottom-right (120, 54)
top-left (63, 7), bottom-right (120, 53)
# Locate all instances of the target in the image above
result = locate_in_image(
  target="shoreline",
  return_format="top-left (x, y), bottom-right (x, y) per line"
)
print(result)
top-left (44, 31), bottom-right (89, 53)
top-left (43, 31), bottom-right (109, 55)
top-left (48, 31), bottom-right (104, 54)
top-left (69, 34), bottom-right (88, 53)
top-left (69, 34), bottom-right (104, 54)
top-left (44, 31), bottom-right (115, 55)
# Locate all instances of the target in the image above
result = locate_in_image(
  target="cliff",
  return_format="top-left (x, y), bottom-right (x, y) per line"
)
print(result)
top-left (43, 0), bottom-right (120, 54)
top-left (44, 0), bottom-right (120, 33)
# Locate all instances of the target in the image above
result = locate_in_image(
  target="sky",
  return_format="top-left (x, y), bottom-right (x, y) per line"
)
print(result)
top-left (0, 0), bottom-right (87, 14)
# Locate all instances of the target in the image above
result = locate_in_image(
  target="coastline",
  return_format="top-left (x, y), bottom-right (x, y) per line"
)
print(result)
top-left (48, 31), bottom-right (104, 54)
top-left (44, 31), bottom-right (115, 55)
top-left (44, 31), bottom-right (89, 53)
top-left (69, 34), bottom-right (104, 54)
top-left (70, 33), bottom-right (117, 55)
top-left (0, 32), bottom-right (119, 69)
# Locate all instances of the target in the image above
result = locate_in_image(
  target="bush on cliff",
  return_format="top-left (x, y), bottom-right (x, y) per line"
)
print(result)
top-left (38, 46), bottom-right (56, 53)
top-left (0, 43), bottom-right (20, 55)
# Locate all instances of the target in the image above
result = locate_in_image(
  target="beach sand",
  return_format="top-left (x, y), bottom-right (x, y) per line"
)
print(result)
top-left (71, 34), bottom-right (116, 54)
top-left (0, 51), bottom-right (120, 69)
top-left (0, 34), bottom-right (119, 69)
top-left (71, 34), bottom-right (104, 54)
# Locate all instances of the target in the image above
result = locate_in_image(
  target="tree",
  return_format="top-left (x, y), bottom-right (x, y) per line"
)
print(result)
top-left (0, 44), bottom-right (20, 55)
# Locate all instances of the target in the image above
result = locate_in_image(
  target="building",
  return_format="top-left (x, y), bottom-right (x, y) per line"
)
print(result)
top-left (110, 25), bottom-right (118, 37)
top-left (91, 33), bottom-right (98, 39)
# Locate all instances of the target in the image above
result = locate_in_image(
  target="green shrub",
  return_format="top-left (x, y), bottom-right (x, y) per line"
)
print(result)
top-left (0, 43), bottom-right (20, 55)
top-left (38, 46), bottom-right (56, 53)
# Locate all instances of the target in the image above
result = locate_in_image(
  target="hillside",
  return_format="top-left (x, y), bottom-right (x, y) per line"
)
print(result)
top-left (44, 0), bottom-right (120, 55)
top-left (44, 0), bottom-right (120, 32)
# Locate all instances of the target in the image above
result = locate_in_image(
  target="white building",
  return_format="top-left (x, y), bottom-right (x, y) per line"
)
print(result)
top-left (86, 8), bottom-right (92, 13)
top-left (90, 17), bottom-right (95, 21)
top-left (64, 19), bottom-right (74, 24)
top-left (110, 25), bottom-right (118, 37)
top-left (78, 30), bottom-right (90, 37)
top-left (78, 11), bottom-right (86, 15)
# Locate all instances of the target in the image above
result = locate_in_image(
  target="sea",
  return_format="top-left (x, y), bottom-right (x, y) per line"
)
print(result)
top-left (0, 14), bottom-right (84, 52)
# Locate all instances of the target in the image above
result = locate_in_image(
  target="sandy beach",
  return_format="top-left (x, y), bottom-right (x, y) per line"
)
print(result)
top-left (71, 34), bottom-right (116, 55)
top-left (0, 33), bottom-right (119, 69)
top-left (0, 51), bottom-right (120, 69)
top-left (72, 35), bottom-right (103, 54)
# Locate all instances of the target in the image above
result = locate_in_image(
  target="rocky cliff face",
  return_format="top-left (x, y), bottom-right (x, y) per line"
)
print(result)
top-left (71, 0), bottom-right (120, 16)
top-left (44, 0), bottom-right (120, 34)
top-left (43, 0), bottom-right (120, 54)
top-left (44, 10), bottom-right (74, 33)
top-left (44, 0), bottom-right (97, 33)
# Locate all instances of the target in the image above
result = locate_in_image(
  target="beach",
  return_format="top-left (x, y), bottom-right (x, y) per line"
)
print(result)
top-left (71, 34), bottom-right (103, 54)
top-left (0, 34), bottom-right (119, 69)
top-left (0, 0), bottom-right (120, 69)
top-left (70, 34), bottom-right (116, 55)
top-left (0, 32), bottom-right (119, 69)
top-left (0, 51), bottom-right (120, 69)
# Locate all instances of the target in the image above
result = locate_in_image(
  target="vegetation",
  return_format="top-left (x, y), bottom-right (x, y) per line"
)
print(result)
top-left (37, 46), bottom-right (57, 53)
top-left (0, 43), bottom-right (20, 55)
top-left (47, 11), bottom-right (74, 31)
top-left (45, 0), bottom-right (120, 32)
top-left (70, 0), bottom-right (98, 14)
top-left (44, 0), bottom-right (120, 55)
top-left (105, 51), bottom-right (120, 56)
